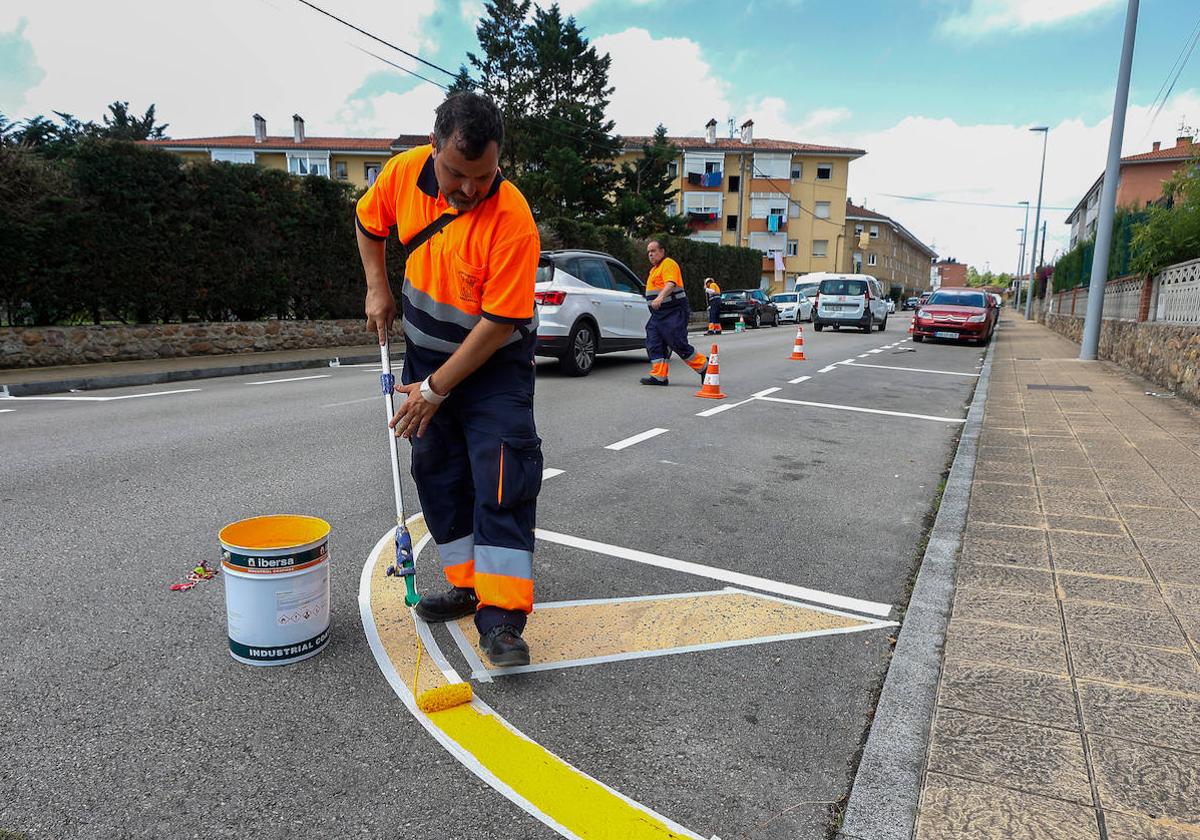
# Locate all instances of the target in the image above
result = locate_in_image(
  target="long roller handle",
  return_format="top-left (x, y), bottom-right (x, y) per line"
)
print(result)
top-left (380, 340), bottom-right (420, 606)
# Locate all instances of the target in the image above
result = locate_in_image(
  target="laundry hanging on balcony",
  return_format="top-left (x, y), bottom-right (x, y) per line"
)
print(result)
top-left (687, 172), bottom-right (703, 186)
top-left (702, 170), bottom-right (723, 187)
top-left (767, 213), bottom-right (782, 233)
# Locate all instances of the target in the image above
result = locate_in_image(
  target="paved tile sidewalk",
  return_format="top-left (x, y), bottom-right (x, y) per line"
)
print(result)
top-left (915, 318), bottom-right (1200, 839)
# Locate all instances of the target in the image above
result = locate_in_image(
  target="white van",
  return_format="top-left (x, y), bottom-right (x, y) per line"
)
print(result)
top-left (808, 272), bottom-right (890, 333)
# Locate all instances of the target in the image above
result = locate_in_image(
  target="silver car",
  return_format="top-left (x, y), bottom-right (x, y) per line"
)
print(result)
top-left (770, 292), bottom-right (813, 323)
top-left (811, 273), bottom-right (890, 333)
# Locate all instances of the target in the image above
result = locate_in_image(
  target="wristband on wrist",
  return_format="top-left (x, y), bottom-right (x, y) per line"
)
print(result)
top-left (420, 376), bottom-right (448, 405)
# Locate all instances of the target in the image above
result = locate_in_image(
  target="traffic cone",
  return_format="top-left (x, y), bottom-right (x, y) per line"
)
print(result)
top-left (695, 344), bottom-right (726, 399)
top-left (789, 325), bottom-right (807, 360)
top-left (908, 318), bottom-right (914, 335)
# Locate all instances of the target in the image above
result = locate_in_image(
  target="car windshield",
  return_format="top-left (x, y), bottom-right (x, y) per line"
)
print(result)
top-left (818, 279), bottom-right (868, 296)
top-left (795, 284), bottom-right (819, 297)
top-left (772, 294), bottom-right (797, 303)
top-left (721, 291), bottom-right (750, 300)
top-left (927, 290), bottom-right (987, 308)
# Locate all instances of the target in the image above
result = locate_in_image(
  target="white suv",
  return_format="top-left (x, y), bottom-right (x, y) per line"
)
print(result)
top-left (534, 250), bottom-right (649, 376)
top-left (811, 273), bottom-right (890, 333)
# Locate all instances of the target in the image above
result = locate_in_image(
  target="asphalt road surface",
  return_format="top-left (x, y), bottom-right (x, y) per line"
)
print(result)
top-left (1, 315), bottom-right (985, 839)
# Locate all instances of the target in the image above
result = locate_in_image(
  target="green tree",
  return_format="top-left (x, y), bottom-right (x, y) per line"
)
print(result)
top-left (1131, 157), bottom-right (1200, 274)
top-left (610, 124), bottom-right (688, 237)
top-left (100, 101), bottom-right (169, 141)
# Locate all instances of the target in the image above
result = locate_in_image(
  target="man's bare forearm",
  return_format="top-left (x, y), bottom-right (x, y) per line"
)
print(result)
top-left (357, 228), bottom-right (389, 292)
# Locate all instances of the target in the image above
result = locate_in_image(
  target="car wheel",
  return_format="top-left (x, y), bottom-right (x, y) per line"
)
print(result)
top-left (878, 315), bottom-right (887, 331)
top-left (913, 334), bottom-right (924, 343)
top-left (559, 319), bottom-right (596, 377)
top-left (814, 322), bottom-right (824, 332)
top-left (862, 314), bottom-right (873, 333)
top-left (751, 311), bottom-right (761, 329)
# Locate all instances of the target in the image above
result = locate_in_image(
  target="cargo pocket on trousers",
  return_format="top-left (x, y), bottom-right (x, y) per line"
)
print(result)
top-left (497, 437), bottom-right (543, 509)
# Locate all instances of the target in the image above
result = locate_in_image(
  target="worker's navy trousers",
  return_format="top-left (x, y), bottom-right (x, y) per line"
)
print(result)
top-left (645, 303), bottom-right (699, 365)
top-left (403, 344), bottom-right (541, 634)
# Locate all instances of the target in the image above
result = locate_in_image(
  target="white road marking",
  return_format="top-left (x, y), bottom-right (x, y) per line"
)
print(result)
top-left (542, 468), bottom-right (565, 480)
top-left (0, 409), bottom-right (13, 413)
top-left (536, 529), bottom-right (893, 618)
top-left (868, 348), bottom-right (885, 354)
top-left (695, 403), bottom-right (736, 417)
top-left (446, 621), bottom-right (495, 684)
top-left (787, 375), bottom-right (812, 385)
top-left (321, 395), bottom-right (379, 408)
top-left (841, 361), bottom-right (980, 377)
top-left (817, 364), bottom-right (838, 373)
top-left (0, 388), bottom-right (200, 402)
top-left (245, 374), bottom-right (332, 385)
top-left (840, 357), bottom-right (857, 365)
top-left (857, 353), bottom-right (871, 358)
top-left (750, 387), bottom-right (781, 398)
top-left (756, 395), bottom-right (966, 424)
top-left (605, 427), bottom-right (669, 450)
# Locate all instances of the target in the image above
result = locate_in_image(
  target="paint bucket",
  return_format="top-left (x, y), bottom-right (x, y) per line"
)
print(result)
top-left (218, 514), bottom-right (331, 666)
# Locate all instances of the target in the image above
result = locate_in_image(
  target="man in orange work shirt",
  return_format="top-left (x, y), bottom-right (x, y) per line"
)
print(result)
top-left (355, 92), bottom-right (540, 667)
top-left (641, 240), bottom-right (708, 386)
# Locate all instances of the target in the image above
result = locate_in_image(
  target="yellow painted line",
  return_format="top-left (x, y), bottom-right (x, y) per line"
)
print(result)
top-left (360, 515), bottom-right (707, 840)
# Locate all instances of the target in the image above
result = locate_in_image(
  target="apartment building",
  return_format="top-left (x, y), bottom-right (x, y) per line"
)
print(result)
top-left (143, 114), bottom-right (427, 190)
top-left (619, 119), bottom-right (866, 291)
top-left (1066, 132), bottom-right (1200, 248)
top-left (842, 200), bottom-right (937, 297)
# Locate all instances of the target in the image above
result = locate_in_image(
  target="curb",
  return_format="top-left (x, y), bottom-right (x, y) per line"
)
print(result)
top-left (1, 351), bottom-right (394, 397)
top-left (837, 337), bottom-right (996, 840)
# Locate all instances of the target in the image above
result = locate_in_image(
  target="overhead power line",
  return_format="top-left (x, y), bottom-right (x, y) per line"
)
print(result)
top-left (876, 192), bottom-right (1074, 211)
top-left (1142, 11), bottom-right (1200, 141)
top-left (352, 45), bottom-right (448, 91)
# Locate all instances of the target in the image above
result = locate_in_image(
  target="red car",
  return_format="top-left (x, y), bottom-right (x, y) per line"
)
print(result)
top-left (912, 287), bottom-right (995, 345)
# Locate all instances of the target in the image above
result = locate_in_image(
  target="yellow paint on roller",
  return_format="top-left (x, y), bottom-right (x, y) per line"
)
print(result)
top-left (429, 704), bottom-right (693, 839)
top-left (457, 590), bottom-right (869, 668)
top-left (366, 516), bottom-right (703, 839)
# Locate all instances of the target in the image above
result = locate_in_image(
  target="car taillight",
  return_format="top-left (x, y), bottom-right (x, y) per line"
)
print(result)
top-left (534, 290), bottom-right (566, 306)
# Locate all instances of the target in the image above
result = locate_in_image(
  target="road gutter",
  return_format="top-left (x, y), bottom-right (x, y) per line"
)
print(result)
top-left (836, 338), bottom-right (996, 840)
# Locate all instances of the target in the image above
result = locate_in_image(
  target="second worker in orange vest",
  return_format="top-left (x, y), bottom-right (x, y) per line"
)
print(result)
top-left (641, 240), bottom-right (708, 386)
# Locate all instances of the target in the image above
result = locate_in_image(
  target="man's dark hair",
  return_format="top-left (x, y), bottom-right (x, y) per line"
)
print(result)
top-left (649, 238), bottom-right (666, 254)
top-left (433, 92), bottom-right (504, 159)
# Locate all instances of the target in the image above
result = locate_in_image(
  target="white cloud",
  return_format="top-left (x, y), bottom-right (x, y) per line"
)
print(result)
top-left (938, 0), bottom-right (1121, 38)
top-left (3, 0), bottom-right (438, 137)
top-left (334, 84), bottom-right (444, 137)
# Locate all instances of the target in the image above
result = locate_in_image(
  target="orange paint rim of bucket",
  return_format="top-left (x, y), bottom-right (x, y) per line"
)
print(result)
top-left (218, 514), bottom-right (331, 553)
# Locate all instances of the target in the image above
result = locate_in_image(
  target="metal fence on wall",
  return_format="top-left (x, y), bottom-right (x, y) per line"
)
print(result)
top-left (1049, 257), bottom-right (1200, 326)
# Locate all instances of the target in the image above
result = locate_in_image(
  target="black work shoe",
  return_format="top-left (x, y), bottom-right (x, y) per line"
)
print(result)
top-left (479, 624), bottom-right (531, 667)
top-left (640, 376), bottom-right (669, 386)
top-left (697, 363), bottom-right (709, 381)
top-left (414, 586), bottom-right (478, 622)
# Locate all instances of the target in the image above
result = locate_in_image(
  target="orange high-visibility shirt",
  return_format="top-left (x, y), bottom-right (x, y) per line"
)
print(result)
top-left (355, 145), bottom-right (539, 356)
top-left (646, 257), bottom-right (684, 301)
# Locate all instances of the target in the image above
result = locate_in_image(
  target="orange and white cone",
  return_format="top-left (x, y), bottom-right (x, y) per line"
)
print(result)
top-left (908, 317), bottom-right (915, 335)
top-left (789, 325), bottom-right (807, 360)
top-left (695, 344), bottom-right (726, 399)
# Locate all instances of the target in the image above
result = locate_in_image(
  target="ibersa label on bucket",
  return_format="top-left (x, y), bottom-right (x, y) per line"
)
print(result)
top-left (223, 543), bottom-right (328, 574)
top-left (228, 628), bottom-right (330, 662)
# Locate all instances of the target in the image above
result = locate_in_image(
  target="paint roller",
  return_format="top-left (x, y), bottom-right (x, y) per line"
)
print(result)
top-left (378, 340), bottom-right (474, 714)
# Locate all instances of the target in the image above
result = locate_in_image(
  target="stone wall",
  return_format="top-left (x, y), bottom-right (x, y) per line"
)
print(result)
top-left (1045, 313), bottom-right (1200, 402)
top-left (0, 320), bottom-right (377, 369)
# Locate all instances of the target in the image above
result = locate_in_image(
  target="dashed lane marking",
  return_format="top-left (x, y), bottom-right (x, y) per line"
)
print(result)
top-left (321, 395), bottom-right (380, 408)
top-left (536, 529), bottom-right (893, 618)
top-left (0, 388), bottom-right (201, 402)
top-left (605, 428), bottom-right (669, 450)
top-left (542, 468), bottom-right (566, 480)
top-left (787, 375), bottom-right (812, 385)
top-left (245, 374), bottom-right (332, 385)
top-left (817, 364), bottom-right (838, 373)
top-left (0, 409), bottom-right (13, 413)
top-left (362, 518), bottom-right (707, 840)
top-left (756, 395), bottom-right (966, 424)
top-left (840, 361), bottom-right (980, 377)
top-left (749, 387), bottom-right (781, 398)
top-left (450, 587), bottom-right (896, 681)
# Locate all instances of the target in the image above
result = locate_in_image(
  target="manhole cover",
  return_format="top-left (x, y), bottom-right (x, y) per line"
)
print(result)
top-left (1027, 384), bottom-right (1091, 392)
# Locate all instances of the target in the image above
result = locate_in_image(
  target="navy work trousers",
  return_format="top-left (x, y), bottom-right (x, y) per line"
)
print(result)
top-left (645, 303), bottom-right (697, 363)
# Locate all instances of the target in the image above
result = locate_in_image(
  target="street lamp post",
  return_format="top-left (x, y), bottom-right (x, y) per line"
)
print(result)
top-left (1025, 127), bottom-right (1049, 320)
top-left (1016, 200), bottom-right (1030, 309)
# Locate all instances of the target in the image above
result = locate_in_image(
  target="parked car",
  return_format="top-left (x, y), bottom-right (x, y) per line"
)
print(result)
top-left (903, 296), bottom-right (921, 310)
top-left (918, 291), bottom-right (932, 306)
top-left (885, 297), bottom-right (897, 314)
top-left (912, 287), bottom-right (995, 345)
top-left (534, 249), bottom-right (649, 376)
top-left (769, 292), bottom-right (813, 323)
top-left (718, 289), bottom-right (779, 328)
top-left (793, 281), bottom-right (821, 301)
top-left (810, 273), bottom-right (890, 333)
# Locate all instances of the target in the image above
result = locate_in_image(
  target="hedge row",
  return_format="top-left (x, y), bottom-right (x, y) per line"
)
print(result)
top-left (540, 217), bottom-right (763, 310)
top-left (1051, 209), bottom-right (1145, 293)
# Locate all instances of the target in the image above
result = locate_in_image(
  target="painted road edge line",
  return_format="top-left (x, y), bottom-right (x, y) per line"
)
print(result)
top-left (535, 529), bottom-right (893, 618)
top-left (0, 388), bottom-right (201, 401)
top-left (446, 620), bottom-right (495, 684)
top-left (756, 396), bottom-right (966, 424)
top-left (606, 427), bottom-right (669, 450)
top-left (245, 374), bottom-right (332, 385)
top-left (843, 361), bottom-right (980, 377)
top-left (361, 520), bottom-right (708, 840)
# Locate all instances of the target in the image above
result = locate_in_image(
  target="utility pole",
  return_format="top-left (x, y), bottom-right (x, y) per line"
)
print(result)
top-left (1025, 127), bottom-right (1050, 320)
top-left (1015, 227), bottom-right (1027, 309)
top-left (1081, 0), bottom-right (1138, 359)
top-left (1016, 200), bottom-right (1030, 309)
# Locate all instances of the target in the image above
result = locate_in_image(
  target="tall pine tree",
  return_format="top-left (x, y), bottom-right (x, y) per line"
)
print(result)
top-left (610, 124), bottom-right (688, 237)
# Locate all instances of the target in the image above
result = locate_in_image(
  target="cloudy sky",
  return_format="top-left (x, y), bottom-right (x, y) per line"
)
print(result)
top-left (3, 0), bottom-right (1198, 272)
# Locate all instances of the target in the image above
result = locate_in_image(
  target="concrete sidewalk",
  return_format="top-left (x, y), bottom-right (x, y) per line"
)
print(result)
top-left (916, 319), bottom-right (1200, 838)
top-left (0, 343), bottom-right (397, 396)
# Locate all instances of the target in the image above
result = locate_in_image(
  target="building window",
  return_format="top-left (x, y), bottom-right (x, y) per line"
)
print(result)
top-left (365, 162), bottom-right (382, 185)
top-left (288, 155), bottom-right (329, 177)
top-left (335, 161), bottom-right (348, 180)
top-left (815, 201), bottom-right (831, 219)
top-left (816, 163), bottom-right (832, 180)
top-left (705, 160), bottom-right (720, 174)
top-left (211, 149), bottom-right (256, 164)
top-left (790, 163), bottom-right (802, 179)
top-left (786, 239), bottom-right (798, 257)
top-left (853, 251), bottom-right (863, 272)
top-left (854, 224), bottom-right (864, 236)
top-left (869, 224), bottom-right (879, 238)
top-left (667, 161), bottom-right (678, 178)
top-left (812, 239), bottom-right (828, 257)
top-left (728, 175), bottom-right (740, 193)
top-left (868, 253), bottom-right (877, 266)
top-left (726, 214), bottom-right (738, 231)
top-left (752, 152), bottom-right (790, 180)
